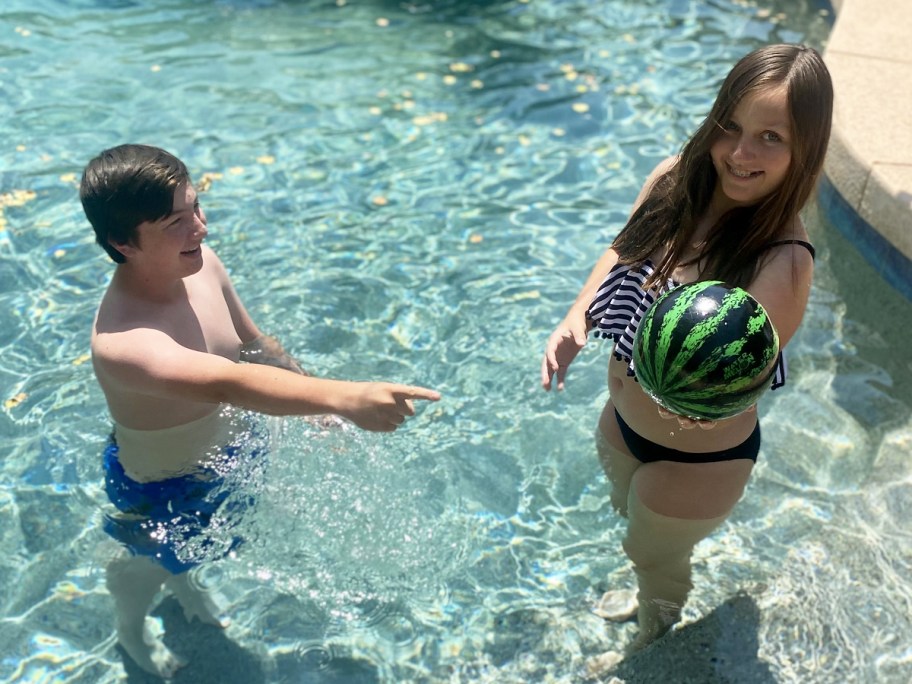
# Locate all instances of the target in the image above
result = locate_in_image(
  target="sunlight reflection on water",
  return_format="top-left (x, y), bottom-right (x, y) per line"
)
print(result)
top-left (3, 0), bottom-right (910, 682)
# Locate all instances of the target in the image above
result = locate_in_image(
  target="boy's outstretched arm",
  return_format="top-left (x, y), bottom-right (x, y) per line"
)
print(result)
top-left (239, 334), bottom-right (308, 375)
top-left (93, 328), bottom-right (440, 432)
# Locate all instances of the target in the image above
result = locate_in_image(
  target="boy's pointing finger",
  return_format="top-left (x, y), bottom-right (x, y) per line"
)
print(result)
top-left (401, 386), bottom-right (441, 402)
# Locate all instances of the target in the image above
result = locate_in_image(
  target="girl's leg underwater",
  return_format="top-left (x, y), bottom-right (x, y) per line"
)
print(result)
top-left (623, 481), bottom-right (729, 651)
top-left (595, 401), bottom-right (734, 651)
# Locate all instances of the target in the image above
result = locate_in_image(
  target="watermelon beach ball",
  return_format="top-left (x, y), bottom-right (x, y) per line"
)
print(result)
top-left (632, 281), bottom-right (780, 421)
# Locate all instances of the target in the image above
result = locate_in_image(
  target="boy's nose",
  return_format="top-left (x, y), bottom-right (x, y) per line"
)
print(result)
top-left (192, 214), bottom-right (208, 236)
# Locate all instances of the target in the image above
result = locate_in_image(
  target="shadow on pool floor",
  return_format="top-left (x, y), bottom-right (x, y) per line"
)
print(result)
top-left (606, 593), bottom-right (777, 684)
top-left (116, 593), bottom-right (774, 683)
top-left (118, 597), bottom-right (379, 684)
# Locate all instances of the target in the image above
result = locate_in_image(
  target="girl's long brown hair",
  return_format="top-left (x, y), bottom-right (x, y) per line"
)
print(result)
top-left (612, 44), bottom-right (833, 289)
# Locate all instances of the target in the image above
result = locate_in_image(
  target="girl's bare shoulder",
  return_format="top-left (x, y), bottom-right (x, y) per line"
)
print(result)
top-left (629, 155), bottom-right (678, 216)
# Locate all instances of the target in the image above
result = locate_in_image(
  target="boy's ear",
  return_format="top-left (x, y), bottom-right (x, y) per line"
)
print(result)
top-left (108, 238), bottom-right (137, 259)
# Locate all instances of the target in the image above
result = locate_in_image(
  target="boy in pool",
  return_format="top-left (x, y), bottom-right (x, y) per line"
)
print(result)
top-left (81, 144), bottom-right (440, 678)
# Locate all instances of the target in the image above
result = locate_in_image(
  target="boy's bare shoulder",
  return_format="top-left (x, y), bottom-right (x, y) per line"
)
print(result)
top-left (91, 304), bottom-right (174, 374)
top-left (200, 244), bottom-right (231, 280)
top-left (92, 284), bottom-right (181, 362)
top-left (93, 282), bottom-right (156, 340)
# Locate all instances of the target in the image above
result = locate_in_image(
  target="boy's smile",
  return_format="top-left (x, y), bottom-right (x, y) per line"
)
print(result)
top-left (128, 182), bottom-right (208, 279)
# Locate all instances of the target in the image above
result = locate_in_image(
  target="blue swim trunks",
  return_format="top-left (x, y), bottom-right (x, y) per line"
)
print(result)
top-left (102, 433), bottom-right (261, 574)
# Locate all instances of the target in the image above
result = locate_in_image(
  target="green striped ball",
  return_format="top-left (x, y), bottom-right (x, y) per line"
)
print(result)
top-left (632, 281), bottom-right (780, 421)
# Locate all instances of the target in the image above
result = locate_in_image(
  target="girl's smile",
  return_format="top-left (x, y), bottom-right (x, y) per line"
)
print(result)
top-left (710, 85), bottom-right (792, 208)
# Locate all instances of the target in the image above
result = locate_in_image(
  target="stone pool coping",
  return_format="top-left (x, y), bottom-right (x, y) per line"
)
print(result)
top-left (821, 0), bottom-right (912, 299)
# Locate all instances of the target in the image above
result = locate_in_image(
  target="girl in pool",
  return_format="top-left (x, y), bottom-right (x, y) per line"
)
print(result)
top-left (541, 44), bottom-right (833, 651)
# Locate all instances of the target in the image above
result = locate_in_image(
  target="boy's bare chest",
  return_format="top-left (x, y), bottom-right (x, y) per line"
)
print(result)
top-left (161, 280), bottom-right (240, 359)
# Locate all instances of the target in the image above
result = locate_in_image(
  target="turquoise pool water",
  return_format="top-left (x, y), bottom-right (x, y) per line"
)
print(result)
top-left (2, 1), bottom-right (910, 682)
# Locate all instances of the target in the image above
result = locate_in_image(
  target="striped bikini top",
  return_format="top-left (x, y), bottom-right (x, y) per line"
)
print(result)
top-left (585, 239), bottom-right (815, 391)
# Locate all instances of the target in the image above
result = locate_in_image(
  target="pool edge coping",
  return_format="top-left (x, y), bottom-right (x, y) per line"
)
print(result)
top-left (820, 0), bottom-right (912, 299)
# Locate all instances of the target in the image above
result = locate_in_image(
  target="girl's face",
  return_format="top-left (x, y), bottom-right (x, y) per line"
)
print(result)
top-left (710, 85), bottom-right (792, 209)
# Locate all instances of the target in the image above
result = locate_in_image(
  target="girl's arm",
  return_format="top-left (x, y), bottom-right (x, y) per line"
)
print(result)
top-left (746, 220), bottom-right (815, 349)
top-left (541, 156), bottom-right (678, 390)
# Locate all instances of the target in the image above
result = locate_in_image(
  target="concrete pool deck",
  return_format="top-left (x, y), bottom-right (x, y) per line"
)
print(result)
top-left (820, 0), bottom-right (912, 299)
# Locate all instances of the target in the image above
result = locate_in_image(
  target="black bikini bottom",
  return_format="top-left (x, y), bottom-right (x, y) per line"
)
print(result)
top-left (614, 408), bottom-right (760, 464)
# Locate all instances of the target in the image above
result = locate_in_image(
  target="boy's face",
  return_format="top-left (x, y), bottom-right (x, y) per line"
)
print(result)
top-left (120, 182), bottom-right (208, 278)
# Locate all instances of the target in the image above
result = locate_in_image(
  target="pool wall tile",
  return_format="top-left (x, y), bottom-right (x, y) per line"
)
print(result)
top-left (818, 174), bottom-right (912, 301)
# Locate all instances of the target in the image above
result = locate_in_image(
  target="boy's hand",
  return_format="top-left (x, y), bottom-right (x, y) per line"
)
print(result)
top-left (343, 383), bottom-right (441, 432)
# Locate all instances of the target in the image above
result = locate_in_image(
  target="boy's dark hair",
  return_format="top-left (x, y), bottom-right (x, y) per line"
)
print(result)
top-left (80, 144), bottom-right (191, 263)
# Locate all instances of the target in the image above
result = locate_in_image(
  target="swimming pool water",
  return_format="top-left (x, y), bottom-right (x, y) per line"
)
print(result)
top-left (2, 1), bottom-right (910, 682)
